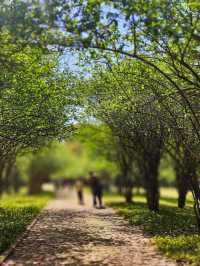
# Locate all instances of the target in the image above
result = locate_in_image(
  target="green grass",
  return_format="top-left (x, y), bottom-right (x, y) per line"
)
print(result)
top-left (105, 188), bottom-right (200, 266)
top-left (0, 190), bottom-right (53, 254)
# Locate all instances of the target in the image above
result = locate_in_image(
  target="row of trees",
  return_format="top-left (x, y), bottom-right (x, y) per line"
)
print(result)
top-left (0, 30), bottom-right (74, 195)
top-left (62, 0), bottom-right (200, 226)
top-left (74, 60), bottom-right (200, 211)
top-left (1, 0), bottom-right (200, 224)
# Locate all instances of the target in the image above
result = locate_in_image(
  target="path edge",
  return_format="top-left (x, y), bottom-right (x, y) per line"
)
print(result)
top-left (0, 201), bottom-right (52, 265)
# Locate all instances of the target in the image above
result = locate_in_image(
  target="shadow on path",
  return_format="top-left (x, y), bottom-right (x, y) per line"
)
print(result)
top-left (4, 194), bottom-right (178, 266)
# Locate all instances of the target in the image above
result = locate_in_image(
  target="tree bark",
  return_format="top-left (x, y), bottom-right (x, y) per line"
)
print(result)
top-left (118, 147), bottom-right (134, 203)
top-left (142, 147), bottom-right (161, 211)
top-left (175, 147), bottom-right (197, 208)
top-left (28, 174), bottom-right (42, 194)
top-left (3, 161), bottom-right (13, 194)
top-left (176, 171), bottom-right (189, 208)
top-left (145, 167), bottom-right (160, 211)
top-left (175, 162), bottom-right (189, 208)
top-left (124, 185), bottom-right (133, 203)
top-left (0, 159), bottom-right (5, 196)
top-left (12, 165), bottom-right (21, 193)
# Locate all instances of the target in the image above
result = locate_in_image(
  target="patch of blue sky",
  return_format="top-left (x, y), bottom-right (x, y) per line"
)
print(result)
top-left (58, 2), bottom-right (134, 75)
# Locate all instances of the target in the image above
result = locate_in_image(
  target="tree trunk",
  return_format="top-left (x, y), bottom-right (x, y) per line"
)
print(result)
top-left (190, 176), bottom-right (200, 230)
top-left (146, 174), bottom-right (159, 211)
top-left (177, 171), bottom-right (189, 208)
top-left (13, 177), bottom-right (20, 193)
top-left (117, 185), bottom-right (122, 194)
top-left (28, 174), bottom-right (42, 194)
top-left (175, 167), bottom-right (189, 208)
top-left (0, 159), bottom-right (5, 196)
top-left (143, 148), bottom-right (161, 212)
top-left (12, 165), bottom-right (21, 193)
top-left (178, 188), bottom-right (187, 208)
top-left (124, 186), bottom-right (133, 203)
top-left (119, 150), bottom-right (134, 204)
top-left (181, 148), bottom-right (200, 229)
top-left (174, 147), bottom-right (195, 208)
top-left (3, 161), bottom-right (13, 194)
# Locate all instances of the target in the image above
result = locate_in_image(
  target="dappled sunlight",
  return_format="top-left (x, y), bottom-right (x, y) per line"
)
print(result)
top-left (5, 194), bottom-right (175, 266)
top-left (1, 0), bottom-right (200, 265)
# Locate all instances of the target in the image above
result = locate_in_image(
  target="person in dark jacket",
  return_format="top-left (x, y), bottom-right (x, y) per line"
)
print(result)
top-left (89, 171), bottom-right (104, 208)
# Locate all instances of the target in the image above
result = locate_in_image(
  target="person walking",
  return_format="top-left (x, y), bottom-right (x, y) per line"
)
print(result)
top-left (75, 178), bottom-right (84, 205)
top-left (89, 171), bottom-right (104, 208)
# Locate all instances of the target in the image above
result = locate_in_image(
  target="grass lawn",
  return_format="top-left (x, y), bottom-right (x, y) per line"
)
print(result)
top-left (0, 190), bottom-right (53, 254)
top-left (105, 188), bottom-right (200, 266)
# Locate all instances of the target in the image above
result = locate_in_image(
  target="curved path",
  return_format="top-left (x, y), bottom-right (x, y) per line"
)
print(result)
top-left (4, 191), bottom-right (179, 266)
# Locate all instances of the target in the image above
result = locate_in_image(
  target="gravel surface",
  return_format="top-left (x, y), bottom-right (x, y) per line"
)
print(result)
top-left (4, 191), bottom-right (179, 266)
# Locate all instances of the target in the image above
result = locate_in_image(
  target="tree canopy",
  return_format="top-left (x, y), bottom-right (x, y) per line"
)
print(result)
top-left (1, 0), bottom-right (200, 222)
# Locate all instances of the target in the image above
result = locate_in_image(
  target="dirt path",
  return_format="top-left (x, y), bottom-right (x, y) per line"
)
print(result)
top-left (3, 190), bottom-right (179, 266)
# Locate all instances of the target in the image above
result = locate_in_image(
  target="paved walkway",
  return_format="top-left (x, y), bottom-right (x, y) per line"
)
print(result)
top-left (4, 191), bottom-right (178, 266)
